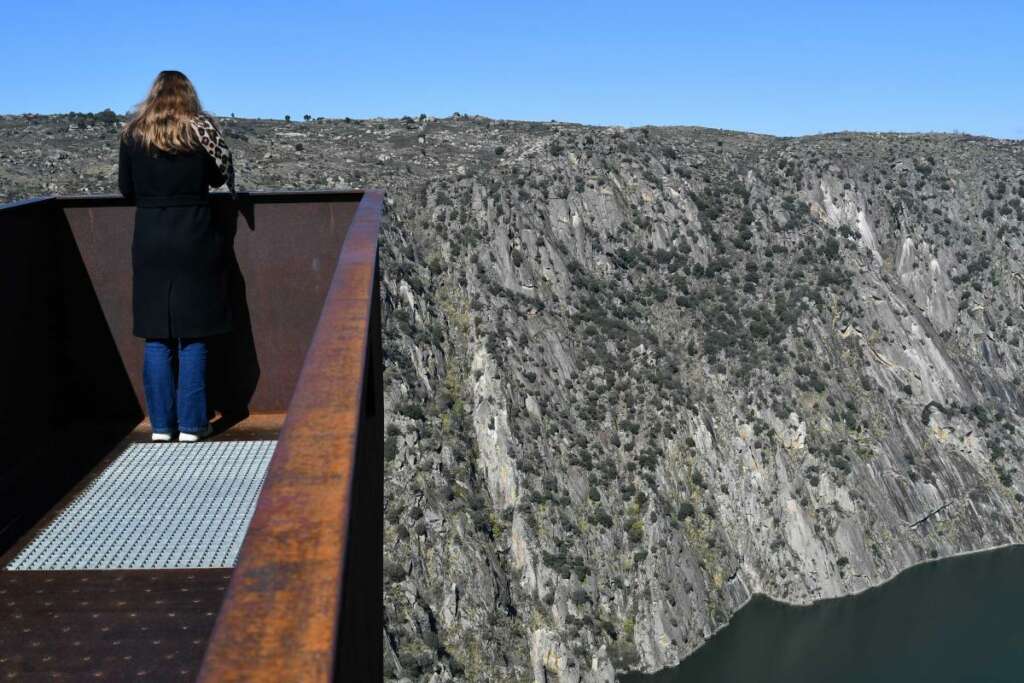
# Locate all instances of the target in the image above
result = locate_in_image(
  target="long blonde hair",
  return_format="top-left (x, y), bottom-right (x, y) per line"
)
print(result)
top-left (121, 70), bottom-right (217, 153)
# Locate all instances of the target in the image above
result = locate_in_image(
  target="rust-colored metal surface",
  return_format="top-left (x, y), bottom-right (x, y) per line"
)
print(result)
top-left (0, 568), bottom-right (231, 679)
top-left (61, 192), bottom-right (360, 413)
top-left (198, 191), bottom-right (384, 682)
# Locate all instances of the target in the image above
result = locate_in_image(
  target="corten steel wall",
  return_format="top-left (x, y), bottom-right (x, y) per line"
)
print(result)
top-left (198, 191), bottom-right (384, 682)
top-left (58, 192), bottom-right (360, 413)
top-left (0, 196), bottom-right (142, 551)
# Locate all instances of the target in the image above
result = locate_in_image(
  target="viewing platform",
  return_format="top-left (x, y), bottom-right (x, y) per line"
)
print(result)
top-left (0, 191), bottom-right (383, 680)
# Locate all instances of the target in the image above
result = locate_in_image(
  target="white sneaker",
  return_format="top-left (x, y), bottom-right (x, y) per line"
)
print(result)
top-left (152, 432), bottom-right (172, 442)
top-left (178, 424), bottom-right (213, 442)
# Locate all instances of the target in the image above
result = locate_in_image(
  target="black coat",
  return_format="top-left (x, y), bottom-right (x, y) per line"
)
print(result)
top-left (118, 135), bottom-right (232, 339)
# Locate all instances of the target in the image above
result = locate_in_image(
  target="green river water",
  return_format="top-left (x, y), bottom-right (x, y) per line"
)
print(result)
top-left (621, 544), bottom-right (1024, 683)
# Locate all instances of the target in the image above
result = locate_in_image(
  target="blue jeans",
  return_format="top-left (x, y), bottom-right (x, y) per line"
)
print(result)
top-left (143, 338), bottom-right (208, 434)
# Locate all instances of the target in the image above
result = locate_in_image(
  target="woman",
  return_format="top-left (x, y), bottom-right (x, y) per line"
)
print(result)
top-left (117, 70), bottom-right (236, 442)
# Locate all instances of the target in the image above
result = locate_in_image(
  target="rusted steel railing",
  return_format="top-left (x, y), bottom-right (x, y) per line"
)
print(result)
top-left (197, 190), bottom-right (384, 681)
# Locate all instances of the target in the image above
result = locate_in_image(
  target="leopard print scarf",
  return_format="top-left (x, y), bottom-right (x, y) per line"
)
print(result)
top-left (189, 115), bottom-right (236, 198)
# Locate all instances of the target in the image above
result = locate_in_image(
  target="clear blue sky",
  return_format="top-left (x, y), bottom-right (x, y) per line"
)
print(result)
top-left (3, 0), bottom-right (1022, 138)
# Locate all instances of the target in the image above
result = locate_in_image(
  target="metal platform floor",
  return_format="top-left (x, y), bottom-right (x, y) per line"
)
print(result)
top-left (0, 413), bottom-right (286, 680)
top-left (6, 440), bottom-right (276, 571)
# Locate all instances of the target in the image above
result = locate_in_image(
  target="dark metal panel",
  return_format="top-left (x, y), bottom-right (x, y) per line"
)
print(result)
top-left (53, 189), bottom-right (366, 208)
top-left (60, 195), bottom-right (360, 412)
top-left (0, 199), bottom-right (141, 554)
top-left (222, 199), bottom-right (358, 411)
top-left (335, 245), bottom-right (385, 681)
top-left (198, 191), bottom-right (384, 682)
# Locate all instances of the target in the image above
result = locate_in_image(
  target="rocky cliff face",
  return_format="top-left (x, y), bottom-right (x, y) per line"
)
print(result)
top-left (4, 113), bottom-right (1024, 681)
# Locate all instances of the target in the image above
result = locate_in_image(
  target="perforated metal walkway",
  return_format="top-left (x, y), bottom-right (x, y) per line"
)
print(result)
top-left (5, 440), bottom-right (275, 570)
